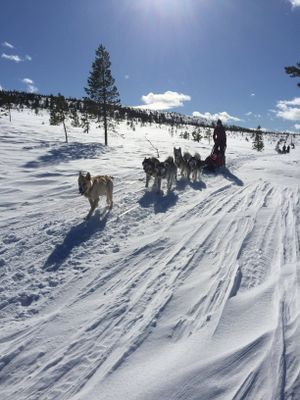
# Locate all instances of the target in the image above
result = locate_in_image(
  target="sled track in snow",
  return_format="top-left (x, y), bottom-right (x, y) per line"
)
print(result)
top-left (1, 173), bottom-right (300, 399)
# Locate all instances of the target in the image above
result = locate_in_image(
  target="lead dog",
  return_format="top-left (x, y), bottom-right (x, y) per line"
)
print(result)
top-left (78, 171), bottom-right (113, 219)
top-left (142, 157), bottom-right (160, 189)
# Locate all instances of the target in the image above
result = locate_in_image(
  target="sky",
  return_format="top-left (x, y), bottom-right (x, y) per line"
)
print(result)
top-left (1, 0), bottom-right (300, 132)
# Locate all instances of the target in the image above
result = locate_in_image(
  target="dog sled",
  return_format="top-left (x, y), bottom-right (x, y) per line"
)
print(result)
top-left (204, 146), bottom-right (226, 172)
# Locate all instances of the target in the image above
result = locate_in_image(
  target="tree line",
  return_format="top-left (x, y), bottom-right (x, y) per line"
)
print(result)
top-left (0, 89), bottom-right (214, 134)
top-left (1, 44), bottom-right (297, 144)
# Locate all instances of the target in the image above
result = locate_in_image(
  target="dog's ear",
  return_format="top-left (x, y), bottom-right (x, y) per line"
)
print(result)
top-left (86, 172), bottom-right (91, 180)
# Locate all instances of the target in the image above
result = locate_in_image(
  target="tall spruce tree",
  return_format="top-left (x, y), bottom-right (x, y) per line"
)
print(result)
top-left (252, 125), bottom-right (264, 152)
top-left (285, 61), bottom-right (300, 88)
top-left (85, 44), bottom-right (120, 145)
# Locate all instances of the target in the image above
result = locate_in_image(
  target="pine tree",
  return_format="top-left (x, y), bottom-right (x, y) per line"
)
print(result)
top-left (285, 61), bottom-right (300, 88)
top-left (252, 125), bottom-right (264, 152)
top-left (69, 105), bottom-right (80, 127)
top-left (49, 96), bottom-right (58, 125)
top-left (33, 97), bottom-right (40, 115)
top-left (192, 128), bottom-right (202, 142)
top-left (49, 94), bottom-right (69, 142)
top-left (85, 44), bottom-right (120, 145)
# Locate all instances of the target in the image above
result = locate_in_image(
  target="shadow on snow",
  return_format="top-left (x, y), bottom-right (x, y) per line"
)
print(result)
top-left (188, 180), bottom-right (207, 191)
top-left (138, 190), bottom-right (179, 214)
top-left (203, 166), bottom-right (244, 187)
top-left (23, 142), bottom-right (107, 168)
top-left (219, 167), bottom-right (244, 186)
top-left (44, 209), bottom-right (109, 271)
top-left (173, 178), bottom-right (207, 192)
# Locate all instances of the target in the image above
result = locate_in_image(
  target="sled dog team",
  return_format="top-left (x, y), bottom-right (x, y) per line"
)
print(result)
top-left (142, 147), bottom-right (205, 193)
top-left (78, 147), bottom-right (205, 219)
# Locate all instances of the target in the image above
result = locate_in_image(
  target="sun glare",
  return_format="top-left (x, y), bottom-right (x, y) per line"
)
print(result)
top-left (132, 0), bottom-right (195, 22)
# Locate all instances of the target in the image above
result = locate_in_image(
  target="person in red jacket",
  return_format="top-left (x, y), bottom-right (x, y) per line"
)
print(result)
top-left (213, 119), bottom-right (227, 157)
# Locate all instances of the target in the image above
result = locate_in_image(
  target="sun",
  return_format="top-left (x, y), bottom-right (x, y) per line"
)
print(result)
top-left (131, 0), bottom-right (195, 21)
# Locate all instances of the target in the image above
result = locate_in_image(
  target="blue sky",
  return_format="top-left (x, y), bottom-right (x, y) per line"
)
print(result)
top-left (1, 0), bottom-right (300, 132)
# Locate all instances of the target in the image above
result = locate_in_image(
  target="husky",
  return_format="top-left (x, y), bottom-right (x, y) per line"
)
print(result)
top-left (159, 156), bottom-right (177, 192)
top-left (188, 153), bottom-right (205, 181)
top-left (173, 147), bottom-right (190, 179)
top-left (78, 171), bottom-right (113, 219)
top-left (142, 157), bottom-right (160, 188)
top-left (142, 156), bottom-right (177, 192)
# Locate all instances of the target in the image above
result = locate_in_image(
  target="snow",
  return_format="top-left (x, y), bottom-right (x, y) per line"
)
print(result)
top-left (0, 110), bottom-right (300, 400)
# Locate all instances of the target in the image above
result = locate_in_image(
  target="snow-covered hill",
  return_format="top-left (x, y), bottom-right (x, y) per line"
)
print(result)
top-left (1, 111), bottom-right (300, 400)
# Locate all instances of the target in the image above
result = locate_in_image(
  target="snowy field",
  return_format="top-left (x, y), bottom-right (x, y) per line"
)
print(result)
top-left (0, 110), bottom-right (300, 400)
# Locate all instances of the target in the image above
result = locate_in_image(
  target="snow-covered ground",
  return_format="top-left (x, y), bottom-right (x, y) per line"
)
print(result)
top-left (1, 110), bottom-right (300, 400)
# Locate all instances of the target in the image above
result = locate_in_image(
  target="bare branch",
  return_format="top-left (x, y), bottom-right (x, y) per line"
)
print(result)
top-left (145, 136), bottom-right (160, 158)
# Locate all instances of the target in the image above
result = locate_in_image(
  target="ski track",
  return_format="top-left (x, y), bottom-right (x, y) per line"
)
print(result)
top-left (1, 114), bottom-right (300, 399)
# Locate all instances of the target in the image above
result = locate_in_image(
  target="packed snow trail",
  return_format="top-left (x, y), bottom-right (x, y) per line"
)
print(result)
top-left (0, 111), bottom-right (300, 400)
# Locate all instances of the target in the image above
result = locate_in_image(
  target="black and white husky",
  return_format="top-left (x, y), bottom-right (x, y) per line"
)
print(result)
top-left (142, 156), bottom-right (177, 192)
top-left (142, 157), bottom-right (160, 188)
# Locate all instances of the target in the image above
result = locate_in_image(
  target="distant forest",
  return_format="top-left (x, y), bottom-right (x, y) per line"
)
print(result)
top-left (0, 89), bottom-right (283, 136)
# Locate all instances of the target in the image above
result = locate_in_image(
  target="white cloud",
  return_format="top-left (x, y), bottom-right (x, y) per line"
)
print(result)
top-left (2, 41), bottom-right (14, 49)
top-left (276, 97), bottom-right (300, 121)
top-left (250, 93), bottom-right (255, 97)
top-left (22, 78), bottom-right (34, 85)
top-left (1, 53), bottom-right (23, 63)
top-left (124, 74), bottom-right (129, 80)
top-left (288, 0), bottom-right (300, 7)
top-left (192, 111), bottom-right (242, 123)
top-left (295, 124), bottom-right (300, 130)
top-left (246, 111), bottom-right (261, 118)
top-left (1, 53), bottom-right (32, 63)
top-left (277, 98), bottom-right (300, 107)
top-left (0, 84), bottom-right (3, 91)
top-left (22, 78), bottom-right (38, 93)
top-left (137, 91), bottom-right (191, 110)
